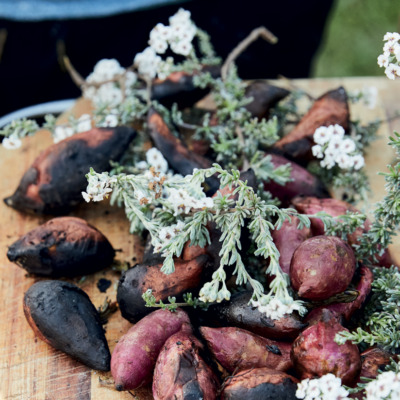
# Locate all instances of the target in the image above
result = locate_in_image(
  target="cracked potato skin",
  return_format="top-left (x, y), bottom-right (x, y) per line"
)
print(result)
top-left (153, 331), bottom-right (219, 400)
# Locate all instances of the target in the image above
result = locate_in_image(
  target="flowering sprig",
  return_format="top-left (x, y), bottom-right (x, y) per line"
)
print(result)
top-left (312, 124), bottom-right (365, 170)
top-left (377, 32), bottom-right (400, 80)
top-left (296, 374), bottom-right (350, 400)
top-left (364, 370), bottom-right (400, 400)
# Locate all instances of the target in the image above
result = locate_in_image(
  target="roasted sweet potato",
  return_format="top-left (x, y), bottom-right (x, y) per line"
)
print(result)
top-left (147, 109), bottom-right (219, 193)
top-left (24, 280), bottom-right (111, 371)
top-left (153, 331), bottom-right (219, 400)
top-left (274, 87), bottom-right (349, 162)
top-left (305, 265), bottom-right (373, 325)
top-left (4, 126), bottom-right (136, 214)
top-left (7, 216), bottom-right (115, 277)
top-left (263, 153), bottom-right (329, 206)
top-left (221, 367), bottom-right (298, 400)
top-left (200, 326), bottom-right (292, 373)
top-left (117, 254), bottom-right (211, 323)
top-left (111, 308), bottom-right (191, 391)
top-left (205, 291), bottom-right (307, 341)
top-left (244, 81), bottom-right (290, 119)
top-left (292, 196), bottom-right (395, 267)
top-left (290, 236), bottom-right (356, 300)
top-left (151, 65), bottom-right (220, 108)
top-left (291, 310), bottom-right (361, 385)
top-left (272, 216), bottom-right (312, 275)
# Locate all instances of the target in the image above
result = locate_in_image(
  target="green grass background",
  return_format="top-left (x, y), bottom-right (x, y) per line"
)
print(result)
top-left (312, 0), bottom-right (400, 77)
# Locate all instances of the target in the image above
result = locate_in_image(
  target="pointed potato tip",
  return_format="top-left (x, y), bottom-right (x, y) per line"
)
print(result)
top-left (4, 196), bottom-right (13, 207)
top-left (115, 384), bottom-right (124, 391)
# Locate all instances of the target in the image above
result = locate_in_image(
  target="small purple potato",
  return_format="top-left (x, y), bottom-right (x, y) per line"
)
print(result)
top-left (290, 236), bottom-right (356, 301)
top-left (291, 310), bottom-right (361, 386)
top-left (111, 308), bottom-right (191, 391)
top-left (24, 280), bottom-right (110, 371)
top-left (206, 291), bottom-right (307, 341)
top-left (221, 367), bottom-right (298, 400)
top-left (272, 216), bottom-right (312, 275)
top-left (263, 153), bottom-right (329, 206)
top-left (7, 217), bottom-right (115, 277)
top-left (153, 331), bottom-right (219, 400)
top-left (200, 326), bottom-right (293, 373)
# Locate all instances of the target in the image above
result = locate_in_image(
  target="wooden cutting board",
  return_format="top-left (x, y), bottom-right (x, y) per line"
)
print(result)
top-left (1, 77), bottom-right (399, 400)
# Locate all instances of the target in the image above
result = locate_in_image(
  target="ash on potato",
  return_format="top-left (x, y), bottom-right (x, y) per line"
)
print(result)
top-left (4, 126), bottom-right (136, 215)
top-left (23, 280), bottom-right (111, 371)
top-left (7, 216), bottom-right (115, 277)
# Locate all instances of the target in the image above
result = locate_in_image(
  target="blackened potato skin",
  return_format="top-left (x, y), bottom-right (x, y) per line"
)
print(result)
top-left (24, 280), bottom-right (111, 371)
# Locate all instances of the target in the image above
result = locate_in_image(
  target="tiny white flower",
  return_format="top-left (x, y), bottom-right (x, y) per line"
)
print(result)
top-left (99, 114), bottom-right (118, 128)
top-left (335, 153), bottom-right (353, 170)
top-left (312, 144), bottom-right (324, 158)
top-left (53, 125), bottom-right (74, 143)
top-left (351, 154), bottom-right (365, 170)
top-left (170, 39), bottom-right (193, 56)
top-left (383, 40), bottom-right (400, 55)
top-left (134, 47), bottom-right (162, 79)
top-left (135, 160), bottom-right (148, 170)
top-left (76, 114), bottom-right (92, 133)
top-left (169, 8), bottom-right (192, 26)
top-left (340, 138), bottom-right (356, 154)
top-left (377, 52), bottom-right (390, 68)
top-left (2, 135), bottom-right (22, 149)
top-left (383, 32), bottom-right (400, 42)
top-left (385, 63), bottom-right (400, 80)
top-left (361, 86), bottom-right (378, 109)
top-left (81, 191), bottom-right (91, 202)
top-left (320, 154), bottom-right (336, 170)
top-left (313, 126), bottom-right (331, 145)
top-left (150, 23), bottom-right (171, 42)
top-left (329, 124), bottom-right (345, 140)
top-left (146, 147), bottom-right (168, 173)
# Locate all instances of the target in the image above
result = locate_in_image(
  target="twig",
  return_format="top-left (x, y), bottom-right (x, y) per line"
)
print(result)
top-left (0, 29), bottom-right (8, 62)
top-left (221, 26), bottom-right (278, 81)
top-left (63, 55), bottom-right (86, 87)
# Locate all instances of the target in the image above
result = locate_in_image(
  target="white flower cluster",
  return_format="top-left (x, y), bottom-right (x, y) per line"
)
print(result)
top-left (134, 9), bottom-right (197, 79)
top-left (146, 147), bottom-right (168, 173)
top-left (2, 135), bottom-right (22, 150)
top-left (81, 170), bottom-right (116, 202)
top-left (251, 297), bottom-right (303, 320)
top-left (365, 370), bottom-right (400, 400)
top-left (83, 59), bottom-right (137, 106)
top-left (377, 32), bottom-right (400, 80)
top-left (296, 374), bottom-right (349, 400)
top-left (53, 114), bottom-right (92, 143)
top-left (312, 124), bottom-right (364, 170)
top-left (198, 281), bottom-right (231, 303)
top-left (350, 86), bottom-right (378, 109)
top-left (166, 187), bottom-right (214, 216)
top-left (154, 220), bottom-right (185, 253)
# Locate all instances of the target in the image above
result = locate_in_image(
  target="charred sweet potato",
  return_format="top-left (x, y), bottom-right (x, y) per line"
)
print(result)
top-left (305, 265), bottom-right (373, 325)
top-left (111, 308), bottom-right (191, 391)
top-left (200, 326), bottom-right (292, 373)
top-left (221, 367), bottom-right (298, 400)
top-left (292, 196), bottom-right (394, 267)
top-left (290, 236), bottom-right (356, 300)
top-left (263, 153), bottom-right (329, 206)
top-left (205, 291), bottom-right (307, 341)
top-left (291, 310), bottom-right (361, 385)
top-left (272, 216), bottom-right (312, 275)
top-left (147, 109), bottom-right (219, 193)
top-left (244, 81), bottom-right (290, 119)
top-left (153, 330), bottom-right (219, 400)
top-left (151, 65), bottom-right (220, 108)
top-left (4, 126), bottom-right (136, 214)
top-left (274, 87), bottom-right (349, 162)
top-left (23, 280), bottom-right (110, 371)
top-left (117, 254), bottom-right (211, 323)
top-left (7, 216), bottom-right (115, 277)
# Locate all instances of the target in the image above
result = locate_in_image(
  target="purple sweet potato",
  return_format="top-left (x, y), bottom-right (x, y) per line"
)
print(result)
top-left (111, 308), bottom-right (191, 391)
top-left (290, 236), bottom-right (356, 300)
top-left (305, 265), bottom-right (373, 325)
top-left (263, 153), bottom-right (329, 206)
top-left (7, 217), bottom-right (115, 277)
top-left (292, 196), bottom-right (395, 267)
top-left (200, 326), bottom-right (293, 373)
top-left (24, 280), bottom-right (111, 371)
top-left (244, 81), bottom-right (290, 119)
top-left (272, 216), bottom-right (312, 275)
top-left (221, 367), bottom-right (298, 400)
top-left (274, 87), bottom-right (350, 162)
top-left (206, 291), bottom-right (308, 341)
top-left (4, 126), bottom-right (136, 214)
top-left (117, 255), bottom-right (211, 323)
top-left (153, 331), bottom-right (219, 400)
top-left (291, 310), bottom-right (361, 386)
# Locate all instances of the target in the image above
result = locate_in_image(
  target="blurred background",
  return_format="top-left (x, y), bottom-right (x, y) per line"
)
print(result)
top-left (0, 0), bottom-right (399, 116)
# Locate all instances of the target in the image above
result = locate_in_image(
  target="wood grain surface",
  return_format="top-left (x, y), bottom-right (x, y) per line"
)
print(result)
top-left (0, 77), bottom-right (399, 400)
